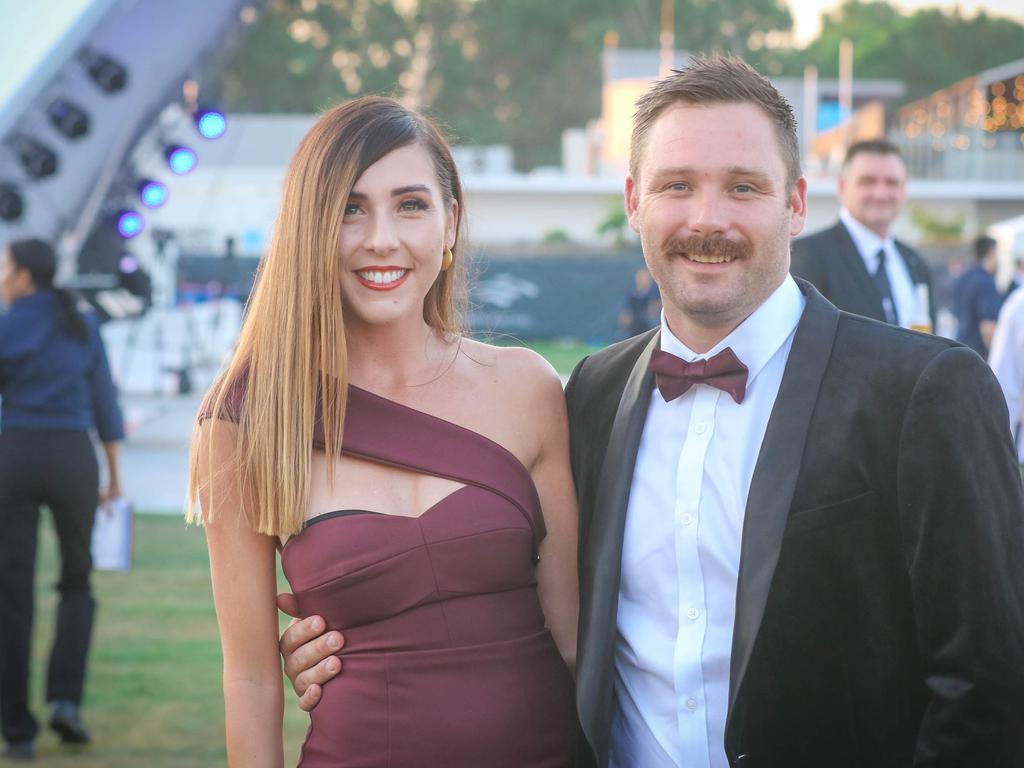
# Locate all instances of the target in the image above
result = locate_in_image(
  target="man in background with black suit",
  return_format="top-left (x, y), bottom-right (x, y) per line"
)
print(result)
top-left (791, 139), bottom-right (935, 330)
top-left (278, 58), bottom-right (1024, 768)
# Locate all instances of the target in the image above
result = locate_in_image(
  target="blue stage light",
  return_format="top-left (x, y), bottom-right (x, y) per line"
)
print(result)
top-left (195, 108), bottom-right (227, 140)
top-left (164, 145), bottom-right (197, 175)
top-left (116, 209), bottom-right (144, 239)
top-left (137, 179), bottom-right (168, 208)
top-left (118, 254), bottom-right (139, 274)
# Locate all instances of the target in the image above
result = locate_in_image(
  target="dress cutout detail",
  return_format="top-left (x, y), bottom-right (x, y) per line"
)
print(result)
top-left (282, 386), bottom-right (575, 767)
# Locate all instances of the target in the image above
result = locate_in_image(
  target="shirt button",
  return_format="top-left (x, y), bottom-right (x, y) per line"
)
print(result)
top-left (681, 513), bottom-right (694, 526)
top-left (694, 422), bottom-right (708, 434)
top-left (686, 607), bottom-right (700, 620)
top-left (685, 697), bottom-right (698, 711)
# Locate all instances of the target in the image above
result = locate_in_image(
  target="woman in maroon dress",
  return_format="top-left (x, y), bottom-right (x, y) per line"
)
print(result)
top-left (188, 97), bottom-right (578, 767)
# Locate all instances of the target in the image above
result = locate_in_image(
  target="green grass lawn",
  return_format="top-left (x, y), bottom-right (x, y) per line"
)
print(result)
top-left (496, 338), bottom-right (601, 374)
top-left (30, 514), bottom-right (308, 767)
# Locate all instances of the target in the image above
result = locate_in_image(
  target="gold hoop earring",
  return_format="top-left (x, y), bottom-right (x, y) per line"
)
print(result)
top-left (441, 247), bottom-right (454, 272)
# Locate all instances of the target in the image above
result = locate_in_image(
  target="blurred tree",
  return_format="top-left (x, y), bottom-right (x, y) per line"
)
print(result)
top-left (910, 206), bottom-right (966, 244)
top-left (596, 198), bottom-right (631, 248)
top-left (219, 0), bottom-right (474, 113)
top-left (782, 1), bottom-right (1024, 102)
top-left (218, 0), bottom-right (793, 170)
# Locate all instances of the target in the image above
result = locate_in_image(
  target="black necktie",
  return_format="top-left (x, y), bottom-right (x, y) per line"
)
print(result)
top-left (873, 248), bottom-right (897, 325)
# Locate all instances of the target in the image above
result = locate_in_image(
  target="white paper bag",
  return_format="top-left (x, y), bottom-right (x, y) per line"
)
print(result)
top-left (91, 497), bottom-right (133, 572)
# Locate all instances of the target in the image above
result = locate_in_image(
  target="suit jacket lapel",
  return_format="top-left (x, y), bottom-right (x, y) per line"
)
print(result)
top-left (578, 330), bottom-right (660, 767)
top-left (896, 241), bottom-right (926, 285)
top-left (833, 222), bottom-right (883, 316)
top-left (727, 282), bottom-right (840, 721)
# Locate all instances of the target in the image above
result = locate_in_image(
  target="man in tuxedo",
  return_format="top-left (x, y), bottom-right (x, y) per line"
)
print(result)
top-left (278, 57), bottom-right (1024, 767)
top-left (791, 139), bottom-right (935, 330)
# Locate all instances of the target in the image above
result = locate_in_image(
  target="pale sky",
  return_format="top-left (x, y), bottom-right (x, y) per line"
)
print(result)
top-left (789, 0), bottom-right (1024, 44)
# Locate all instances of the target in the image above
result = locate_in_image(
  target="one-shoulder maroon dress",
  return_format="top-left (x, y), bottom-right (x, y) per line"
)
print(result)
top-left (280, 386), bottom-right (576, 767)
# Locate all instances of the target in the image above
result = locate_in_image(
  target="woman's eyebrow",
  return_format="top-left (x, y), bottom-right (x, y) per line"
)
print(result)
top-left (347, 184), bottom-right (433, 199)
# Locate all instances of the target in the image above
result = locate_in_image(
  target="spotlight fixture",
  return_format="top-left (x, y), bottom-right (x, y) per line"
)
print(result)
top-left (164, 144), bottom-right (197, 175)
top-left (0, 184), bottom-right (24, 222)
top-left (11, 135), bottom-right (58, 179)
top-left (117, 252), bottom-right (152, 305)
top-left (137, 179), bottom-right (168, 208)
top-left (194, 107), bottom-right (227, 140)
top-left (116, 209), bottom-right (144, 239)
top-left (80, 49), bottom-right (128, 94)
top-left (118, 253), bottom-right (139, 274)
top-left (47, 99), bottom-right (90, 139)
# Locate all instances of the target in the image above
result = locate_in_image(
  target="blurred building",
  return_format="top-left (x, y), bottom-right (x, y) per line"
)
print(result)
top-left (587, 47), bottom-right (904, 178)
top-left (895, 57), bottom-right (1024, 181)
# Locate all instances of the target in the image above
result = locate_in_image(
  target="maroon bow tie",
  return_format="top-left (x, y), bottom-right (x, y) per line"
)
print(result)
top-left (650, 347), bottom-right (749, 404)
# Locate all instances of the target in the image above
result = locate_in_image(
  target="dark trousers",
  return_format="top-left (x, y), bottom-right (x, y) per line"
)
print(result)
top-left (0, 429), bottom-right (98, 744)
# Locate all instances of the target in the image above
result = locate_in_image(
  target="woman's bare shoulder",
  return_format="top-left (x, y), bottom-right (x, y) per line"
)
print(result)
top-left (457, 338), bottom-right (562, 397)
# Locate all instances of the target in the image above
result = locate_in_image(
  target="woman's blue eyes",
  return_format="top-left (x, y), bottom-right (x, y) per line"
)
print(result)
top-left (343, 199), bottom-right (428, 215)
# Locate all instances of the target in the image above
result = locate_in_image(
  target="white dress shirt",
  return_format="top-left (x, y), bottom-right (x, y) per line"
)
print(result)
top-left (989, 288), bottom-right (1024, 462)
top-left (610, 276), bottom-right (806, 768)
top-left (839, 208), bottom-right (919, 328)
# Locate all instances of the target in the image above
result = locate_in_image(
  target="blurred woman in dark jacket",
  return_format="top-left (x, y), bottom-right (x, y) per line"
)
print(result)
top-left (0, 238), bottom-right (124, 762)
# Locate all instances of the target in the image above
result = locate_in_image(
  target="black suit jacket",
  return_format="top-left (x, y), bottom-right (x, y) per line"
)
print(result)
top-left (566, 281), bottom-right (1024, 768)
top-left (791, 221), bottom-right (936, 329)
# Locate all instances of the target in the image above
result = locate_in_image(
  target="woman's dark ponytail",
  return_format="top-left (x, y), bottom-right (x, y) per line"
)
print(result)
top-left (8, 238), bottom-right (89, 342)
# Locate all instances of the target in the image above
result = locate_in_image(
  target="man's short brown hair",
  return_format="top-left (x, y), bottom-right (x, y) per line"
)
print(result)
top-left (841, 137), bottom-right (903, 170)
top-left (630, 55), bottom-right (801, 189)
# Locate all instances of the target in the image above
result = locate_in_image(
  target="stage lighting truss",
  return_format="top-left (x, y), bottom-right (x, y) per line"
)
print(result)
top-left (79, 49), bottom-right (128, 94)
top-left (9, 135), bottom-right (58, 179)
top-left (0, 183), bottom-right (24, 222)
top-left (47, 99), bottom-right (90, 140)
top-left (164, 144), bottom-right (197, 175)
top-left (194, 106), bottom-right (227, 140)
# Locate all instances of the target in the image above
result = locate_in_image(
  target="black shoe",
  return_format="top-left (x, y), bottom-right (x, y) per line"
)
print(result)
top-left (0, 741), bottom-right (34, 761)
top-left (48, 700), bottom-right (90, 745)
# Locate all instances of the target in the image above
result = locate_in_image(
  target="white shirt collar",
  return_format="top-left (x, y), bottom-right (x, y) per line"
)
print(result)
top-left (659, 274), bottom-right (806, 388)
top-left (839, 208), bottom-right (896, 269)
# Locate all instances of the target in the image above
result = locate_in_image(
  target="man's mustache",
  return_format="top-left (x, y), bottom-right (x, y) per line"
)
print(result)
top-left (665, 235), bottom-right (752, 261)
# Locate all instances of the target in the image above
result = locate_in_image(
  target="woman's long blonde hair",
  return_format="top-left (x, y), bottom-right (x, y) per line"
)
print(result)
top-left (186, 96), bottom-right (467, 536)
